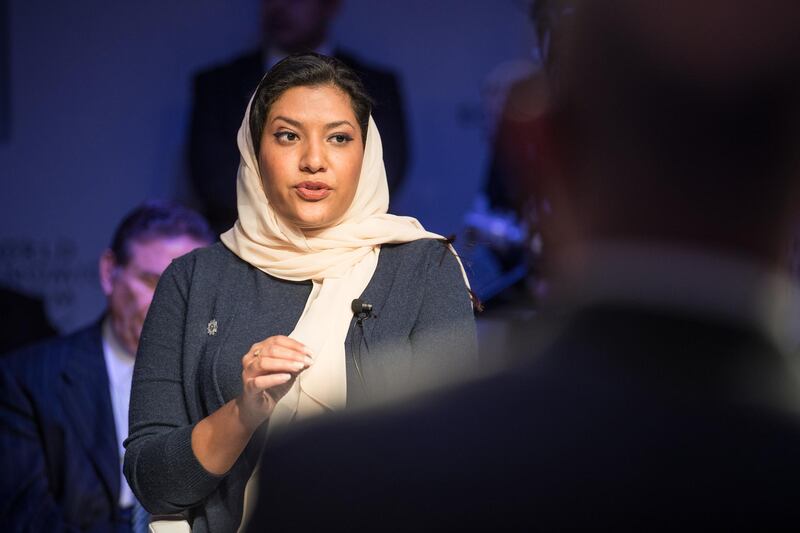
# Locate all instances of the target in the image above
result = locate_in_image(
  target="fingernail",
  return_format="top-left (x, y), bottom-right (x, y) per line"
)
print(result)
top-left (304, 356), bottom-right (314, 366)
top-left (292, 361), bottom-right (304, 370)
top-left (277, 373), bottom-right (291, 382)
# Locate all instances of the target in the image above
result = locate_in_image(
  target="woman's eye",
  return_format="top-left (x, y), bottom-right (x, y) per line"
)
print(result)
top-left (330, 134), bottom-right (352, 144)
top-left (274, 131), bottom-right (298, 142)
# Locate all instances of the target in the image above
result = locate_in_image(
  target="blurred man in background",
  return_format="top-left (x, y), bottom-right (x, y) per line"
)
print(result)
top-left (190, 0), bottom-right (409, 234)
top-left (245, 0), bottom-right (800, 530)
top-left (0, 202), bottom-right (212, 532)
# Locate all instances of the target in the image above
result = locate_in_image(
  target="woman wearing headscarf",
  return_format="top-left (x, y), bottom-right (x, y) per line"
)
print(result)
top-left (124, 53), bottom-right (477, 533)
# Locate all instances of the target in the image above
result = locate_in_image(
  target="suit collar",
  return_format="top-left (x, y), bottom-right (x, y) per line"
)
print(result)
top-left (551, 242), bottom-right (800, 355)
top-left (533, 303), bottom-right (800, 415)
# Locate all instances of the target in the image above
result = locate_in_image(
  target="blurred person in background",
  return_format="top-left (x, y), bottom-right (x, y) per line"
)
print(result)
top-left (126, 53), bottom-right (475, 533)
top-left (190, 0), bottom-right (409, 234)
top-left (245, 1), bottom-right (800, 530)
top-left (483, 0), bottom-right (566, 218)
top-left (467, 0), bottom-right (574, 310)
top-left (0, 202), bottom-right (212, 532)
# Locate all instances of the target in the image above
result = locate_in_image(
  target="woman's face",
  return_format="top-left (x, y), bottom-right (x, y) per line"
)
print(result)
top-left (258, 84), bottom-right (364, 230)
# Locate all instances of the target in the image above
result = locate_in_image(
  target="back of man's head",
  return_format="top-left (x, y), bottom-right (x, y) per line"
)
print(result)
top-left (544, 0), bottom-right (800, 262)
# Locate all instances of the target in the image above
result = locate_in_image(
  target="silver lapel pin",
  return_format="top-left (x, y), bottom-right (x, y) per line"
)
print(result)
top-left (207, 319), bottom-right (218, 336)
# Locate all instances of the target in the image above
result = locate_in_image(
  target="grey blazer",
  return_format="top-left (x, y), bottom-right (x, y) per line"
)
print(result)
top-left (124, 240), bottom-right (477, 533)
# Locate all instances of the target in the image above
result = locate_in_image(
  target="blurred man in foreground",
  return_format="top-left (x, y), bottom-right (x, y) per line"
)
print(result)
top-left (246, 1), bottom-right (800, 530)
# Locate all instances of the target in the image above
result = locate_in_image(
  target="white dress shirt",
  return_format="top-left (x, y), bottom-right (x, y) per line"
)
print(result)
top-left (102, 318), bottom-right (136, 508)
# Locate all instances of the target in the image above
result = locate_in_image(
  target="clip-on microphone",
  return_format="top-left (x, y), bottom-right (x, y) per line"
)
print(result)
top-left (351, 298), bottom-right (373, 321)
top-left (349, 299), bottom-right (374, 390)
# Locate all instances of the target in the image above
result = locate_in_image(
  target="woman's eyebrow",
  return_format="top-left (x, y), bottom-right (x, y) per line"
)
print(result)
top-left (271, 117), bottom-right (354, 130)
top-left (325, 120), bottom-right (354, 130)
top-left (272, 115), bottom-right (302, 127)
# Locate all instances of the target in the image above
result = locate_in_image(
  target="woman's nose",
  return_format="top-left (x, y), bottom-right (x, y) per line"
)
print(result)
top-left (299, 139), bottom-right (326, 174)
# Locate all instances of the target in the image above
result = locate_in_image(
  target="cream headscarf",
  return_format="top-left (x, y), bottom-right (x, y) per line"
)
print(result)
top-left (221, 95), bottom-right (468, 435)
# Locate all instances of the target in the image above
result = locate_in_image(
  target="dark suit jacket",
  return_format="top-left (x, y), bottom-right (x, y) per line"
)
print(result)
top-left (246, 304), bottom-right (800, 532)
top-left (0, 321), bottom-right (125, 532)
top-left (189, 49), bottom-right (409, 234)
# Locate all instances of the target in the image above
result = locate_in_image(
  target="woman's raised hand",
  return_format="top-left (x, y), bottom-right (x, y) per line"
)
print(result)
top-left (238, 335), bottom-right (312, 430)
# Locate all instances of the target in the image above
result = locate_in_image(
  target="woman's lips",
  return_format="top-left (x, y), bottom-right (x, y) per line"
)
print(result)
top-left (294, 181), bottom-right (332, 201)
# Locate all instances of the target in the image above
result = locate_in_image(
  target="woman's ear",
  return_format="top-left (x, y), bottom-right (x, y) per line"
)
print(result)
top-left (98, 249), bottom-right (117, 297)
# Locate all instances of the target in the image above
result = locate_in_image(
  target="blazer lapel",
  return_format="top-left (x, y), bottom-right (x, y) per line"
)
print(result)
top-left (59, 321), bottom-right (120, 507)
top-left (199, 258), bottom-right (251, 412)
